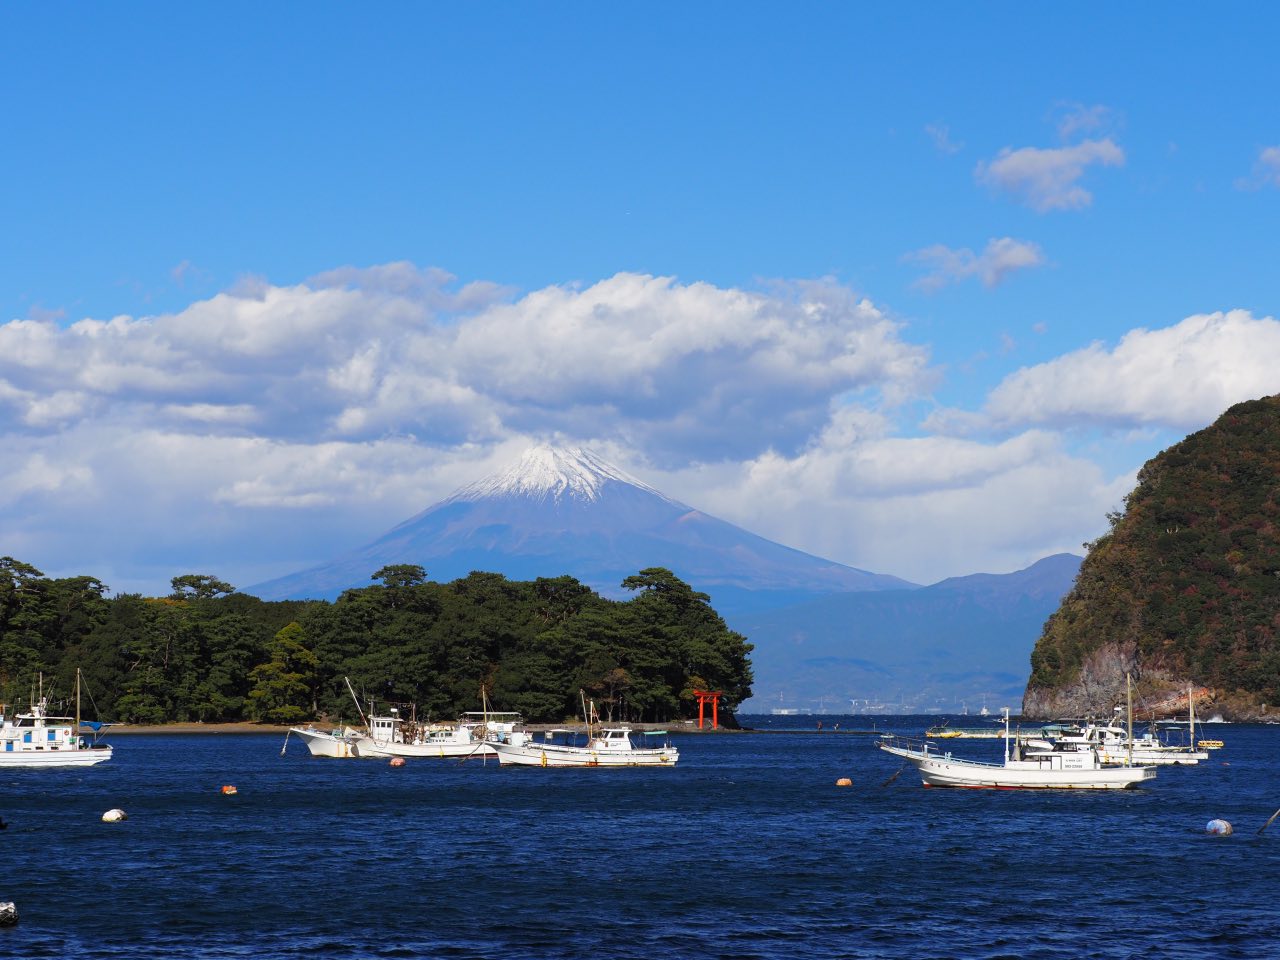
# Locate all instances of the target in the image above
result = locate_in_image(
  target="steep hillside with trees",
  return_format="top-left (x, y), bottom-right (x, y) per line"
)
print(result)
top-left (1023, 396), bottom-right (1280, 719)
top-left (0, 562), bottom-right (752, 726)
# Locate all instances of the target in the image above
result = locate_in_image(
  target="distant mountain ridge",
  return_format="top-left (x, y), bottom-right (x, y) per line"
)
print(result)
top-left (736, 553), bottom-right (1081, 712)
top-left (247, 445), bottom-right (916, 608)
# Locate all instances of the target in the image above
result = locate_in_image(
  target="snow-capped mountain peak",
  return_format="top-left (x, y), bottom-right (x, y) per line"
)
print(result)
top-left (445, 444), bottom-right (671, 505)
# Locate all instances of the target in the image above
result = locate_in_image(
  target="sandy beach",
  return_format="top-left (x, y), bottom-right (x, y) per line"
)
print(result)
top-left (106, 721), bottom-right (296, 735)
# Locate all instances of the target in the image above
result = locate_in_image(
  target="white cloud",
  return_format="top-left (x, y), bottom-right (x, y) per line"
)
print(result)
top-left (925, 123), bottom-right (963, 155)
top-left (0, 452), bottom-right (93, 507)
top-left (4, 263), bottom-right (1264, 596)
top-left (1053, 102), bottom-right (1115, 140)
top-left (0, 267), bottom-right (939, 589)
top-left (656, 424), bottom-right (1129, 584)
top-left (907, 237), bottom-right (1046, 291)
top-left (932, 309), bottom-right (1280, 433)
top-left (1237, 145), bottom-right (1280, 190)
top-left (2, 268), bottom-right (930, 463)
top-left (976, 139), bottom-right (1125, 212)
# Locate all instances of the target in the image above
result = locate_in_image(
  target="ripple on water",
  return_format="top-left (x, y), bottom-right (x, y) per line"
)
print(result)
top-left (5, 727), bottom-right (1280, 958)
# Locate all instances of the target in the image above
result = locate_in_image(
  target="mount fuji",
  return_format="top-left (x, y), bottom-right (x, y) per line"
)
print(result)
top-left (246, 444), bottom-right (1082, 711)
top-left (247, 445), bottom-right (915, 610)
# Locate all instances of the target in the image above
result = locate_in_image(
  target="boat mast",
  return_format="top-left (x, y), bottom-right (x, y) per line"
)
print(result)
top-left (1002, 706), bottom-right (1011, 764)
top-left (344, 676), bottom-right (367, 728)
top-left (75, 668), bottom-right (81, 731)
top-left (1126, 673), bottom-right (1134, 767)
top-left (1188, 684), bottom-right (1196, 751)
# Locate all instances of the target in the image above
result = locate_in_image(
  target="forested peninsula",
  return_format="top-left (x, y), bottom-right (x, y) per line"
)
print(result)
top-left (1024, 396), bottom-right (1280, 720)
top-left (0, 561), bottom-right (753, 726)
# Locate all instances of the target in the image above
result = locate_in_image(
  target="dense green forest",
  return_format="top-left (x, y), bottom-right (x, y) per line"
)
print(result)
top-left (1025, 395), bottom-right (1280, 717)
top-left (0, 560), bottom-right (753, 726)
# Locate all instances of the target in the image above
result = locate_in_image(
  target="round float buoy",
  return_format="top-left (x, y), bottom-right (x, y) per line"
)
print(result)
top-left (1206, 819), bottom-right (1233, 836)
top-left (389, 757), bottom-right (406, 768)
top-left (0, 901), bottom-right (16, 926)
top-left (101, 808), bottom-right (127, 823)
top-left (220, 785), bottom-right (238, 795)
top-left (835, 777), bottom-right (853, 787)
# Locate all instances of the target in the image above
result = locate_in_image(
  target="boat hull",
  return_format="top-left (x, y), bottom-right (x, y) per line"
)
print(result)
top-left (290, 727), bottom-right (361, 759)
top-left (353, 737), bottom-right (494, 759)
top-left (1096, 746), bottom-right (1208, 766)
top-left (0, 745), bottom-right (113, 767)
top-left (490, 741), bottom-right (679, 767)
top-left (881, 741), bottom-right (1153, 790)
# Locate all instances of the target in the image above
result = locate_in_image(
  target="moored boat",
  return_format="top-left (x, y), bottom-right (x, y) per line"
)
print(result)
top-left (0, 671), bottom-right (113, 767)
top-left (490, 725), bottom-right (679, 767)
top-left (288, 724), bottom-right (364, 758)
top-left (352, 710), bottom-right (524, 759)
top-left (490, 695), bottom-right (678, 767)
top-left (880, 707), bottom-right (1154, 790)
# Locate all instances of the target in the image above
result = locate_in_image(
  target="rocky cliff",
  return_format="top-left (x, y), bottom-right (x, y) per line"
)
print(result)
top-left (1023, 396), bottom-right (1280, 720)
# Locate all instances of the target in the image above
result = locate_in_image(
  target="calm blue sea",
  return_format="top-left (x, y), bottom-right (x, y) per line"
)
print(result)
top-left (3, 715), bottom-right (1278, 959)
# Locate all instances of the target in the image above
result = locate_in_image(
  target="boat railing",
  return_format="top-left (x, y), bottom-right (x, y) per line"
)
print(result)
top-left (879, 734), bottom-right (936, 756)
top-left (880, 733), bottom-right (1009, 768)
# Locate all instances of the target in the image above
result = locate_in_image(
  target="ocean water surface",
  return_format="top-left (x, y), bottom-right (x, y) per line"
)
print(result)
top-left (3, 716), bottom-right (1279, 959)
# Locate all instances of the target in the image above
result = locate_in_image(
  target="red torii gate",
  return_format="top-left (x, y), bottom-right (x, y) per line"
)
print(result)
top-left (692, 689), bottom-right (723, 730)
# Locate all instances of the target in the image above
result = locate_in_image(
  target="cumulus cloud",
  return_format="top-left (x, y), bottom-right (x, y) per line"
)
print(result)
top-left (929, 310), bottom-right (1280, 434)
top-left (906, 237), bottom-right (1046, 291)
top-left (0, 266), bottom-right (942, 588)
top-left (656, 422), bottom-right (1130, 584)
top-left (976, 139), bottom-right (1125, 212)
top-left (0, 268), bottom-right (930, 466)
top-left (1237, 146), bottom-right (1280, 190)
top-left (5, 261), bottom-right (1259, 594)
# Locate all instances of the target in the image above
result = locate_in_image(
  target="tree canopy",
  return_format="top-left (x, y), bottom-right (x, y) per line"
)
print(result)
top-left (0, 561), bottom-right (753, 726)
top-left (1025, 395), bottom-right (1280, 717)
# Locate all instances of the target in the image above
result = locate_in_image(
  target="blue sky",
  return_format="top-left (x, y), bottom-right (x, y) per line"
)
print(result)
top-left (2, 5), bottom-right (1278, 595)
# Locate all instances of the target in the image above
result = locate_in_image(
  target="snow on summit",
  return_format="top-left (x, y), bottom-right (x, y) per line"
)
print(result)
top-left (446, 445), bottom-right (671, 505)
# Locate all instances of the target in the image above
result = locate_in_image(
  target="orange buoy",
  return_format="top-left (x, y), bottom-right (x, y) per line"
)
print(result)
top-left (220, 785), bottom-right (238, 795)
top-left (835, 777), bottom-right (853, 787)
top-left (389, 757), bottom-right (406, 768)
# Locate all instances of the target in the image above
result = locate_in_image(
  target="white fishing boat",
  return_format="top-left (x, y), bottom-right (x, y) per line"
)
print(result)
top-left (287, 724), bottom-right (364, 758)
top-left (1053, 683), bottom-right (1212, 765)
top-left (0, 671), bottom-right (113, 767)
top-left (286, 679), bottom-right (525, 760)
top-left (489, 696), bottom-right (678, 767)
top-left (490, 725), bottom-right (679, 767)
top-left (1055, 717), bottom-right (1208, 766)
top-left (353, 710), bottom-right (524, 759)
top-left (880, 707), bottom-right (1154, 790)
